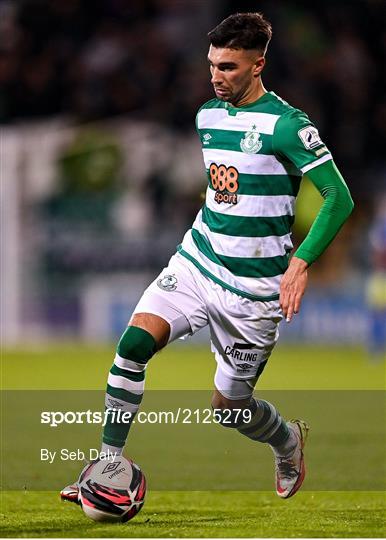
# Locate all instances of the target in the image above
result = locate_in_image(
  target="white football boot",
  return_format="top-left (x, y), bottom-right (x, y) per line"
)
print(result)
top-left (60, 483), bottom-right (79, 504)
top-left (275, 419), bottom-right (309, 499)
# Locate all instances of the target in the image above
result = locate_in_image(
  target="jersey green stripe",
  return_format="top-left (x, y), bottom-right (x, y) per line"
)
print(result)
top-left (206, 172), bottom-right (301, 196)
top-left (177, 246), bottom-right (280, 302)
top-left (191, 229), bottom-right (288, 278)
top-left (202, 206), bottom-right (295, 238)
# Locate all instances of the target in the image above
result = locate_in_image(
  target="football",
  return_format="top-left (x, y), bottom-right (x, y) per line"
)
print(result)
top-left (78, 457), bottom-right (146, 522)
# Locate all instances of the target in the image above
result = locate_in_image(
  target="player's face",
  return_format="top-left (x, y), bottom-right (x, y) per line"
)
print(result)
top-left (207, 45), bottom-right (265, 105)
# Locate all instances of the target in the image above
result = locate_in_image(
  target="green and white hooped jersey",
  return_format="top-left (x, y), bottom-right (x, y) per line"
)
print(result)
top-left (178, 91), bottom-right (332, 301)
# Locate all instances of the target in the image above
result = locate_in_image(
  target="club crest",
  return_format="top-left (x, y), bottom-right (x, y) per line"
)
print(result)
top-left (157, 274), bottom-right (178, 291)
top-left (240, 126), bottom-right (262, 154)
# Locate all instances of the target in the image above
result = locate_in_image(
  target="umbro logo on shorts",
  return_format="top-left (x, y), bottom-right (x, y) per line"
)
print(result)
top-left (235, 362), bottom-right (254, 372)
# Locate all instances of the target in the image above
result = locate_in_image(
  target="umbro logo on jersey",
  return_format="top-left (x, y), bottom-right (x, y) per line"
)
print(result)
top-left (240, 125), bottom-right (262, 154)
top-left (202, 133), bottom-right (212, 145)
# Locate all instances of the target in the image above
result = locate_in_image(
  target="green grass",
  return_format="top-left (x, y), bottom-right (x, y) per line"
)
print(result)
top-left (1, 491), bottom-right (385, 538)
top-left (2, 343), bottom-right (385, 390)
top-left (1, 343), bottom-right (385, 537)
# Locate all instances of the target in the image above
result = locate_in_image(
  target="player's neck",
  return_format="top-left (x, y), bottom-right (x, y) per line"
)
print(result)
top-left (230, 81), bottom-right (267, 108)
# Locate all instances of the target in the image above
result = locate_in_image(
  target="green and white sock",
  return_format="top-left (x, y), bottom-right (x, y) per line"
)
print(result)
top-left (102, 326), bottom-right (156, 451)
top-left (238, 399), bottom-right (296, 455)
top-left (101, 442), bottom-right (123, 456)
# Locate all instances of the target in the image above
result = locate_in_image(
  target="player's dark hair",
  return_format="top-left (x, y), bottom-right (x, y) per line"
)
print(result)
top-left (208, 12), bottom-right (272, 54)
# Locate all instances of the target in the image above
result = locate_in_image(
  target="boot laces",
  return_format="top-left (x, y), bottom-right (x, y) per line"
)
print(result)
top-left (277, 457), bottom-right (298, 479)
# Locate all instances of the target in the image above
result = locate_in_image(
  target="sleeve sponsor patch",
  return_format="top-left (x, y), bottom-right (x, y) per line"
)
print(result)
top-left (298, 126), bottom-right (323, 150)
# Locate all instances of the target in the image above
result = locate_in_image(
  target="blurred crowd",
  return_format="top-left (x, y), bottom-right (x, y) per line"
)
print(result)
top-left (1, 0), bottom-right (385, 344)
top-left (0, 0), bottom-right (214, 127)
top-left (1, 0), bottom-right (385, 197)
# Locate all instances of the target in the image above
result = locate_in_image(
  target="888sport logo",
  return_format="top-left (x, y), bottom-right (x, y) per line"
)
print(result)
top-left (209, 163), bottom-right (239, 205)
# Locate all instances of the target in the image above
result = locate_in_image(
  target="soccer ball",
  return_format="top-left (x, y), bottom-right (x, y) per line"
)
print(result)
top-left (78, 457), bottom-right (146, 522)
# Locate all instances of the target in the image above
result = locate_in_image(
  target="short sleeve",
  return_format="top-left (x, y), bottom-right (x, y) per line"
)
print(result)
top-left (272, 109), bottom-right (332, 174)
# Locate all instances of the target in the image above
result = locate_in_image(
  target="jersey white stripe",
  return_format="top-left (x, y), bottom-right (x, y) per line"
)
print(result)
top-left (192, 211), bottom-right (292, 258)
top-left (205, 187), bottom-right (295, 217)
top-left (301, 153), bottom-right (332, 173)
top-left (114, 354), bottom-right (147, 373)
top-left (180, 230), bottom-right (282, 297)
top-left (197, 108), bottom-right (280, 135)
top-left (108, 373), bottom-right (144, 394)
top-left (202, 148), bottom-right (301, 176)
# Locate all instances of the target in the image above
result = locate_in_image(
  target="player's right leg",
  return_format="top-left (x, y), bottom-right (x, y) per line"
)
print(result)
top-left (101, 313), bottom-right (170, 455)
top-left (60, 312), bottom-right (169, 504)
top-left (61, 253), bottom-right (208, 504)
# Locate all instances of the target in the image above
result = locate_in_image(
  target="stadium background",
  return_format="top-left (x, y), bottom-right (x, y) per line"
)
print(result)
top-left (1, 1), bottom-right (386, 537)
top-left (1, 0), bottom-right (385, 351)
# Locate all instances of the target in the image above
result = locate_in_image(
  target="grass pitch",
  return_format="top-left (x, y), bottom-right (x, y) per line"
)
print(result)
top-left (1, 343), bottom-right (385, 537)
top-left (1, 490), bottom-right (385, 538)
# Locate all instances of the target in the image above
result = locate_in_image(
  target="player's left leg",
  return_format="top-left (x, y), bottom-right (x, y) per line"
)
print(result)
top-left (206, 289), bottom-right (309, 499)
top-left (211, 385), bottom-right (309, 498)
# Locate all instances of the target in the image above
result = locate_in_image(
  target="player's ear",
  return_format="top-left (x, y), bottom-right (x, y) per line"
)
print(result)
top-left (253, 56), bottom-right (265, 78)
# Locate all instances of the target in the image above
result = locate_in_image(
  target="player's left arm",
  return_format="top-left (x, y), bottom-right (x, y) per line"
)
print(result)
top-left (281, 160), bottom-right (354, 321)
top-left (272, 110), bottom-right (354, 322)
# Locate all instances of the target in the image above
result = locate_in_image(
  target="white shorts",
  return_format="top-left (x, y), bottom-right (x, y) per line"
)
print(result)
top-left (133, 253), bottom-right (283, 400)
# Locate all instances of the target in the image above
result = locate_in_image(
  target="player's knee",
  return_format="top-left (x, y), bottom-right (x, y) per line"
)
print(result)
top-left (117, 326), bottom-right (157, 364)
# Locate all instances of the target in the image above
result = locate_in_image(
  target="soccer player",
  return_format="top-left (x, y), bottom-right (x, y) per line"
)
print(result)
top-left (61, 12), bottom-right (353, 501)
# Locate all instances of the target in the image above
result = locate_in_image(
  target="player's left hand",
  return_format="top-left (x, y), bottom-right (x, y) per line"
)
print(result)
top-left (280, 257), bottom-right (308, 323)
